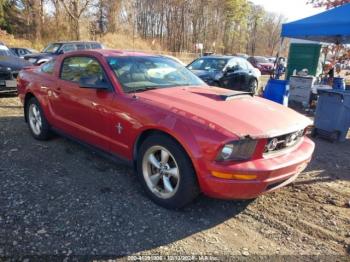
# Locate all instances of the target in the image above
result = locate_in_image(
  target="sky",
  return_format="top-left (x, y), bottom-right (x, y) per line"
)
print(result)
top-left (250, 0), bottom-right (325, 21)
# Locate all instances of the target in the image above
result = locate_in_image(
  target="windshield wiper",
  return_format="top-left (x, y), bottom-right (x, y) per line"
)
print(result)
top-left (129, 86), bottom-right (159, 93)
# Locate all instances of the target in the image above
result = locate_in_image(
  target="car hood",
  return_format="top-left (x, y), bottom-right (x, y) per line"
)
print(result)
top-left (191, 70), bottom-right (220, 80)
top-left (137, 86), bottom-right (312, 138)
top-left (0, 55), bottom-right (32, 71)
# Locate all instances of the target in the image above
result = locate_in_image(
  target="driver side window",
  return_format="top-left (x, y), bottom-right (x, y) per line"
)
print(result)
top-left (60, 56), bottom-right (107, 85)
top-left (227, 59), bottom-right (238, 70)
top-left (60, 44), bottom-right (77, 53)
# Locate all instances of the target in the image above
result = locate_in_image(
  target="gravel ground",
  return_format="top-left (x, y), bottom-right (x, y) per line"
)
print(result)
top-left (0, 95), bottom-right (349, 261)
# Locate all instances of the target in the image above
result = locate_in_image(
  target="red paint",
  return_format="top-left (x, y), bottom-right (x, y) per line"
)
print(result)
top-left (17, 50), bottom-right (315, 200)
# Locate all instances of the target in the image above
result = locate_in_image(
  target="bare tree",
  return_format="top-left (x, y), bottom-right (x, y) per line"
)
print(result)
top-left (59, 0), bottom-right (92, 40)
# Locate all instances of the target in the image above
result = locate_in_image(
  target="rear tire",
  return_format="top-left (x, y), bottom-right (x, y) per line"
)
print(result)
top-left (136, 134), bottom-right (200, 209)
top-left (26, 97), bottom-right (51, 140)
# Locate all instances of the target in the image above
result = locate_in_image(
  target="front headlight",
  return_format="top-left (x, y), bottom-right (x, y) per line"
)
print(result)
top-left (28, 58), bottom-right (37, 64)
top-left (217, 139), bottom-right (258, 161)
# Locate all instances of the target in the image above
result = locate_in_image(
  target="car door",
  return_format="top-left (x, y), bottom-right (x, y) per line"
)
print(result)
top-left (49, 55), bottom-right (115, 151)
top-left (238, 58), bottom-right (255, 91)
top-left (219, 58), bottom-right (243, 90)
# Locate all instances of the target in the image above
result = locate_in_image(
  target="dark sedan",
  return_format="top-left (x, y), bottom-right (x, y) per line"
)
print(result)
top-left (10, 47), bottom-right (38, 58)
top-left (0, 44), bottom-right (31, 94)
top-left (24, 41), bottom-right (103, 66)
top-left (187, 56), bottom-right (261, 93)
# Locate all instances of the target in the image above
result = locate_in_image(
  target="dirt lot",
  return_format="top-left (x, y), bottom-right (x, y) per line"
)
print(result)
top-left (0, 95), bottom-right (349, 260)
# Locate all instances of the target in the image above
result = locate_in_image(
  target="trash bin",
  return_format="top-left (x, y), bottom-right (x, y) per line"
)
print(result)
top-left (314, 90), bottom-right (350, 141)
top-left (333, 77), bottom-right (346, 90)
top-left (263, 79), bottom-right (289, 106)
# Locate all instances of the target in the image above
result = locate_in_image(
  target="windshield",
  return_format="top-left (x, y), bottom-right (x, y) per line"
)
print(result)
top-left (0, 50), bottom-right (14, 56)
top-left (42, 43), bottom-right (62, 53)
top-left (255, 56), bottom-right (269, 63)
top-left (107, 56), bottom-right (205, 93)
top-left (188, 58), bottom-right (229, 71)
top-left (0, 45), bottom-right (14, 56)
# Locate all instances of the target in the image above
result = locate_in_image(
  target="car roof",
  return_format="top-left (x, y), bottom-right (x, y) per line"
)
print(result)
top-left (51, 41), bottom-right (101, 44)
top-left (60, 49), bottom-right (162, 58)
top-left (199, 55), bottom-right (233, 59)
top-left (196, 55), bottom-right (246, 60)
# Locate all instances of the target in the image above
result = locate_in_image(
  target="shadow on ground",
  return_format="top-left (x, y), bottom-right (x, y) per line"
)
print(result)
top-left (0, 116), bottom-right (251, 257)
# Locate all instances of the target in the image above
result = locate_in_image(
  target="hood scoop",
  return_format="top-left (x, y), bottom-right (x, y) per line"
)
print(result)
top-left (190, 90), bottom-right (254, 101)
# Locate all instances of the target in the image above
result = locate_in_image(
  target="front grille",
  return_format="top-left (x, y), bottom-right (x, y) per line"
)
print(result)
top-left (264, 130), bottom-right (304, 155)
top-left (0, 70), bottom-right (18, 81)
top-left (0, 71), bottom-right (11, 80)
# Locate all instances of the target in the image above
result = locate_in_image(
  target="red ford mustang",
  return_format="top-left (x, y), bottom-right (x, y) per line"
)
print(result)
top-left (17, 50), bottom-right (315, 209)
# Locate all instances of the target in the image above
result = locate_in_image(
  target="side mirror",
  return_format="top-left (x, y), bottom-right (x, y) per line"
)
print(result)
top-left (225, 66), bottom-right (236, 74)
top-left (57, 50), bottom-right (64, 55)
top-left (79, 77), bottom-right (111, 90)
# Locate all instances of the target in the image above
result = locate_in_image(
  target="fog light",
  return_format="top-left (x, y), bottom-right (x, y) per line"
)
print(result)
top-left (211, 171), bottom-right (257, 180)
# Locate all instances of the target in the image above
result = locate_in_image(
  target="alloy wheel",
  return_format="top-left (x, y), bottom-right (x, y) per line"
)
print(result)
top-left (28, 103), bottom-right (42, 136)
top-left (142, 145), bottom-right (180, 199)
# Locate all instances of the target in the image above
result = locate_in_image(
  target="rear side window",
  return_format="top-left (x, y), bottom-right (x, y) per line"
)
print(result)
top-left (84, 43), bottom-right (92, 49)
top-left (41, 60), bottom-right (55, 75)
top-left (76, 44), bottom-right (85, 50)
top-left (18, 49), bottom-right (26, 56)
top-left (60, 44), bottom-right (77, 53)
top-left (60, 56), bottom-right (107, 85)
top-left (91, 43), bottom-right (102, 49)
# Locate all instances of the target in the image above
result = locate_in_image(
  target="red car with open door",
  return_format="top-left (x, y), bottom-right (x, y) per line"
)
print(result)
top-left (17, 50), bottom-right (315, 209)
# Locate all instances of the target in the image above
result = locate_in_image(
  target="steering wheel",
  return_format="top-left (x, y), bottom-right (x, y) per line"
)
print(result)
top-left (119, 71), bottom-right (132, 82)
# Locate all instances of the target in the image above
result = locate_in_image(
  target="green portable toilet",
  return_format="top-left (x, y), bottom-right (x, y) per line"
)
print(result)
top-left (286, 43), bottom-right (322, 80)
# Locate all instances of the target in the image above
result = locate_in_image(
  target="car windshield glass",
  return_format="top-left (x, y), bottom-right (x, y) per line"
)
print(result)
top-left (42, 43), bottom-right (62, 53)
top-left (0, 50), bottom-right (14, 56)
top-left (107, 56), bottom-right (205, 93)
top-left (255, 57), bottom-right (269, 63)
top-left (188, 58), bottom-right (229, 71)
top-left (0, 45), bottom-right (14, 56)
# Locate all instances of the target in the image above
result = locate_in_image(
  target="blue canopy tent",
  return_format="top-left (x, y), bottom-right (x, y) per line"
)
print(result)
top-left (281, 3), bottom-right (350, 44)
top-left (265, 4), bottom-right (350, 101)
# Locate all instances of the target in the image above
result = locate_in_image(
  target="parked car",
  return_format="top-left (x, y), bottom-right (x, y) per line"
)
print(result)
top-left (247, 56), bottom-right (274, 75)
top-left (24, 41), bottom-right (103, 65)
top-left (235, 53), bottom-right (249, 59)
top-left (187, 55), bottom-right (261, 93)
top-left (0, 43), bottom-right (31, 94)
top-left (17, 50), bottom-right (315, 209)
top-left (267, 56), bottom-right (276, 63)
top-left (10, 47), bottom-right (39, 58)
top-left (161, 55), bottom-right (186, 66)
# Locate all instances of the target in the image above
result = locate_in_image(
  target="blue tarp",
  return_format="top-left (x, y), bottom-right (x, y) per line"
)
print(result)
top-left (281, 3), bottom-right (350, 44)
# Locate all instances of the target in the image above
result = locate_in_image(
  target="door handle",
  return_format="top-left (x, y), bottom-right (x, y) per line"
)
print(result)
top-left (55, 87), bottom-right (61, 93)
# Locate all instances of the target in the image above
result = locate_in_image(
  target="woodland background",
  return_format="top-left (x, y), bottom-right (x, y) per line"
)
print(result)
top-left (0, 0), bottom-right (349, 57)
top-left (0, 0), bottom-right (287, 56)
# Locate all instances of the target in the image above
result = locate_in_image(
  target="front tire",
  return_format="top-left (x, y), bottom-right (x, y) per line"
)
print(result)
top-left (249, 79), bottom-right (258, 94)
top-left (26, 97), bottom-right (51, 140)
top-left (136, 134), bottom-right (199, 209)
